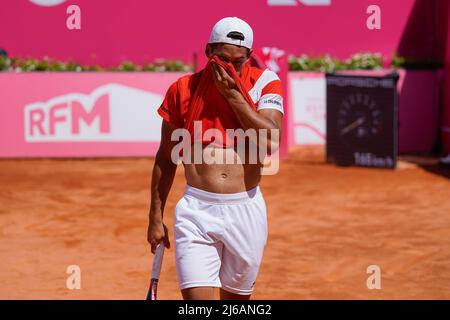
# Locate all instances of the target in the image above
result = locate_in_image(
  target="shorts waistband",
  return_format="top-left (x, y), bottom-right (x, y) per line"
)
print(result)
top-left (184, 184), bottom-right (261, 204)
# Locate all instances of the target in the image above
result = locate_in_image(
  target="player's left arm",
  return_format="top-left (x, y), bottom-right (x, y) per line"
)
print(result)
top-left (211, 62), bottom-right (283, 148)
top-left (229, 97), bottom-right (282, 146)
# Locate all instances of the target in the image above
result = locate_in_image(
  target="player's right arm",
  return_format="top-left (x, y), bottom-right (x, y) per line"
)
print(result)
top-left (147, 120), bottom-right (179, 254)
top-left (148, 80), bottom-right (184, 253)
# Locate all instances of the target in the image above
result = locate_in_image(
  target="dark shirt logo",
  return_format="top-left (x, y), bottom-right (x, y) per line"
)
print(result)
top-left (263, 99), bottom-right (282, 107)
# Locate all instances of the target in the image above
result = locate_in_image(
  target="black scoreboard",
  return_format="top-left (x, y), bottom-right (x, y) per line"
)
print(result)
top-left (326, 72), bottom-right (399, 169)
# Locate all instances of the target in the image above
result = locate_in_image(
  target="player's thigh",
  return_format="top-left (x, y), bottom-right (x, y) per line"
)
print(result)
top-left (220, 195), bottom-right (268, 294)
top-left (181, 287), bottom-right (216, 300)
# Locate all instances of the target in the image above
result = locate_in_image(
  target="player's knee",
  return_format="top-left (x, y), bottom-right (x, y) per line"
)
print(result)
top-left (181, 287), bottom-right (216, 300)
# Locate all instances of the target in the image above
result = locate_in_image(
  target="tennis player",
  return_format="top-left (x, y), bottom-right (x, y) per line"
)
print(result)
top-left (147, 17), bottom-right (284, 300)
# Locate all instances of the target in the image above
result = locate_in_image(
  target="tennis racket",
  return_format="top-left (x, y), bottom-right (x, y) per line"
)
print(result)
top-left (146, 243), bottom-right (165, 300)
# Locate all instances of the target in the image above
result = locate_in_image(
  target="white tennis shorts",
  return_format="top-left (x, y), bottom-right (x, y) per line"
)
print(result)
top-left (174, 184), bottom-right (268, 295)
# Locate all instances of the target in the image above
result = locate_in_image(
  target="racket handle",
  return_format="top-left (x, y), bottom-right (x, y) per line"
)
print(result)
top-left (152, 243), bottom-right (165, 279)
top-left (146, 243), bottom-right (165, 300)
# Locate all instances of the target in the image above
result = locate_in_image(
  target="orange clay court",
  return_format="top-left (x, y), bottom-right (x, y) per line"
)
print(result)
top-left (1, 146), bottom-right (449, 300)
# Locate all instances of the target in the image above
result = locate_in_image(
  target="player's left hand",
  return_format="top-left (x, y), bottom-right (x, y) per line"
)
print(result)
top-left (211, 61), bottom-right (240, 99)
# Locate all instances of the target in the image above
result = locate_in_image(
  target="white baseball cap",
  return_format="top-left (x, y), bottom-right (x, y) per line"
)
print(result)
top-left (208, 17), bottom-right (254, 50)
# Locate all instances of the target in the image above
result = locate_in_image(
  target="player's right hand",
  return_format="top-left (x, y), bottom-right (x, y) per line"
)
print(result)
top-left (147, 222), bottom-right (170, 254)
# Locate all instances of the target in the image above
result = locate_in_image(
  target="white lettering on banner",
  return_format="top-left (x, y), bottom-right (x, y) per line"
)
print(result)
top-left (29, 0), bottom-right (67, 6)
top-left (268, 0), bottom-right (331, 6)
top-left (66, 5), bottom-right (81, 30)
top-left (24, 84), bottom-right (163, 142)
top-left (354, 152), bottom-right (394, 168)
top-left (327, 77), bottom-right (394, 89)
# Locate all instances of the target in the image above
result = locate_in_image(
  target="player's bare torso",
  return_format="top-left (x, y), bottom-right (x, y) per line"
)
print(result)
top-left (183, 144), bottom-right (262, 194)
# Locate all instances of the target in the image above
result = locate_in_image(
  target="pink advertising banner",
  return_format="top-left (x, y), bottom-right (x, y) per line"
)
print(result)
top-left (0, 0), bottom-right (431, 66)
top-left (0, 72), bottom-right (185, 157)
top-left (0, 69), bottom-right (443, 158)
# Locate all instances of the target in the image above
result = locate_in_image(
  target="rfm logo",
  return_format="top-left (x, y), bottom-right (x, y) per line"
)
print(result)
top-left (24, 83), bottom-right (164, 142)
top-left (25, 91), bottom-right (110, 142)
